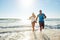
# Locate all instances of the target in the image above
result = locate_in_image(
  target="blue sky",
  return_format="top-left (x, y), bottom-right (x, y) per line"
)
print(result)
top-left (0, 0), bottom-right (60, 19)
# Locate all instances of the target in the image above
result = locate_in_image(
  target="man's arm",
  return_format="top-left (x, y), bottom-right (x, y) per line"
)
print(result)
top-left (44, 14), bottom-right (46, 19)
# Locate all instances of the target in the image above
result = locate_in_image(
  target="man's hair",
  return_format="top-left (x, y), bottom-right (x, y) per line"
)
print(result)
top-left (39, 10), bottom-right (42, 12)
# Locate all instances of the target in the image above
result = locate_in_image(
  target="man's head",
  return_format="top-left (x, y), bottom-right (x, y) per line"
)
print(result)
top-left (39, 10), bottom-right (42, 14)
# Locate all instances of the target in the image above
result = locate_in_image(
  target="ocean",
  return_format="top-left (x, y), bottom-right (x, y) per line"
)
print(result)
top-left (0, 18), bottom-right (60, 40)
top-left (45, 18), bottom-right (60, 29)
top-left (0, 18), bottom-right (60, 29)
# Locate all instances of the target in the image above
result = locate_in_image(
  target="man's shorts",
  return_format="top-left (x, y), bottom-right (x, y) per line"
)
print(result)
top-left (39, 21), bottom-right (44, 29)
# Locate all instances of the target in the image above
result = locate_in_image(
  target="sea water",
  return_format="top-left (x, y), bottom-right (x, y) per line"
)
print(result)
top-left (0, 18), bottom-right (60, 30)
top-left (45, 18), bottom-right (60, 29)
top-left (0, 18), bottom-right (60, 40)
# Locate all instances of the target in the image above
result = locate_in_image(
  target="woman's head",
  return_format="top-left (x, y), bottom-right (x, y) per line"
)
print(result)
top-left (32, 12), bottom-right (35, 16)
top-left (32, 12), bottom-right (36, 18)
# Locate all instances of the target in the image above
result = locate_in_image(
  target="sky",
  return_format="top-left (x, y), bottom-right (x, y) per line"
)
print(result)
top-left (0, 0), bottom-right (60, 19)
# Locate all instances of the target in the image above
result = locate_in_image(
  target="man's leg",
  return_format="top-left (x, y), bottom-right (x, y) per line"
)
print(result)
top-left (39, 23), bottom-right (44, 31)
top-left (39, 22), bottom-right (42, 31)
top-left (40, 26), bottom-right (42, 31)
top-left (42, 22), bottom-right (44, 29)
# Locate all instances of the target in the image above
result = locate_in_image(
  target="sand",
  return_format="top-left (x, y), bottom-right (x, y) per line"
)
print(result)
top-left (0, 29), bottom-right (60, 40)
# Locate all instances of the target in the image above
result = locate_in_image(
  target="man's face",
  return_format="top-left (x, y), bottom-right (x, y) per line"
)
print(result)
top-left (39, 10), bottom-right (42, 14)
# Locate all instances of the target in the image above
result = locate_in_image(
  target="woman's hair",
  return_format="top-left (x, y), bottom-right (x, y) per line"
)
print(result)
top-left (32, 12), bottom-right (36, 17)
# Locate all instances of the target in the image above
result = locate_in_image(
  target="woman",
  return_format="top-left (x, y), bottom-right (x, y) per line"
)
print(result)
top-left (29, 13), bottom-right (36, 31)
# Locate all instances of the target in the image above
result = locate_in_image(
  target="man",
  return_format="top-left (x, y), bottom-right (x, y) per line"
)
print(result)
top-left (36, 10), bottom-right (46, 31)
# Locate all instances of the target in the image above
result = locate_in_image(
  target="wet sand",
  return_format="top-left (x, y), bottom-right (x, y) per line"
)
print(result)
top-left (0, 29), bottom-right (60, 40)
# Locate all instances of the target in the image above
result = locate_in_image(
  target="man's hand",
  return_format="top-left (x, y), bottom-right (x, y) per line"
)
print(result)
top-left (44, 14), bottom-right (46, 19)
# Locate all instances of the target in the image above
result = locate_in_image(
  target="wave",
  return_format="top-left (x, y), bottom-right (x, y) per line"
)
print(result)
top-left (0, 25), bottom-right (32, 29)
top-left (45, 18), bottom-right (60, 21)
top-left (0, 18), bottom-right (20, 23)
top-left (0, 24), bottom-right (60, 29)
top-left (45, 24), bottom-right (60, 29)
top-left (0, 24), bottom-right (60, 34)
top-left (0, 18), bottom-right (60, 34)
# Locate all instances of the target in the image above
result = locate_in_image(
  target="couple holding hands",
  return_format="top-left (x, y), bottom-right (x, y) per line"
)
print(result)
top-left (29, 10), bottom-right (46, 32)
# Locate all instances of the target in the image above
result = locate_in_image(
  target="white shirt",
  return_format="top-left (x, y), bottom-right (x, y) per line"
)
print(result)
top-left (30, 16), bottom-right (36, 22)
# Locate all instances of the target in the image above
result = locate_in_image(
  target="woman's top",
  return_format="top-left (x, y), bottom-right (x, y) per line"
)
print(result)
top-left (30, 16), bottom-right (36, 23)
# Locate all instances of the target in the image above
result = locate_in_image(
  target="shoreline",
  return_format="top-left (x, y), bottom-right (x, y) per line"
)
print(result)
top-left (0, 29), bottom-right (60, 40)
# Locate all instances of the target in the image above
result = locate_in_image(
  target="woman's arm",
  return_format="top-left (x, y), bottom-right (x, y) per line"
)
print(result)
top-left (29, 16), bottom-right (32, 20)
top-left (36, 15), bottom-right (38, 21)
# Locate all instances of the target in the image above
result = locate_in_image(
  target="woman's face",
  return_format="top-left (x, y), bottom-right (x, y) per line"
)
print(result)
top-left (32, 13), bottom-right (34, 16)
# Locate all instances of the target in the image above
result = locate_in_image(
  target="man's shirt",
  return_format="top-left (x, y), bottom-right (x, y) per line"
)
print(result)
top-left (37, 13), bottom-right (45, 22)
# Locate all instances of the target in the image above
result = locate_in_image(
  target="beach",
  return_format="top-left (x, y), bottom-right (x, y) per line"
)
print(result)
top-left (0, 0), bottom-right (60, 40)
top-left (0, 28), bottom-right (60, 40)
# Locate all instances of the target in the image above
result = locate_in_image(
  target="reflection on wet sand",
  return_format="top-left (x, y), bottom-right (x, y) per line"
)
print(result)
top-left (30, 32), bottom-right (37, 40)
top-left (29, 31), bottom-right (50, 40)
top-left (0, 29), bottom-right (60, 40)
top-left (42, 33), bottom-right (50, 40)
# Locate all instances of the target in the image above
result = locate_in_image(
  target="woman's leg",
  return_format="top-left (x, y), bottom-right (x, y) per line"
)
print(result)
top-left (32, 22), bottom-right (35, 31)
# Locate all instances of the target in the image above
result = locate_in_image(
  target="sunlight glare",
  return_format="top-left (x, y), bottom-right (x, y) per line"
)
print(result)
top-left (20, 0), bottom-right (33, 8)
top-left (21, 18), bottom-right (31, 25)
